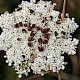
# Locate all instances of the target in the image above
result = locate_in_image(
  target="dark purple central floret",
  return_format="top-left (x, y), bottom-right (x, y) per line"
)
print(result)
top-left (14, 21), bottom-right (51, 52)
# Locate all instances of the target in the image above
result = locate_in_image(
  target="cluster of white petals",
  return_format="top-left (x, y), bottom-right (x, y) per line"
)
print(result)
top-left (0, 0), bottom-right (79, 78)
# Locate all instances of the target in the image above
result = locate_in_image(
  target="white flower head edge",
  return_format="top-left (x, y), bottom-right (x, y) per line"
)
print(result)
top-left (0, 0), bottom-right (79, 78)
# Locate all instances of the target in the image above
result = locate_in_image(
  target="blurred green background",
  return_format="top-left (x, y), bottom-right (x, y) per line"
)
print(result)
top-left (0, 0), bottom-right (80, 80)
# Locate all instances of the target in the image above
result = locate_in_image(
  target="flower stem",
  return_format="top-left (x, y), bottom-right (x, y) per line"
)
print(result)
top-left (62, 0), bottom-right (66, 22)
top-left (58, 71), bottom-right (61, 80)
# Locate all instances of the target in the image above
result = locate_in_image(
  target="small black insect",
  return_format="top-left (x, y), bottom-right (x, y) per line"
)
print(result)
top-left (54, 31), bottom-right (58, 36)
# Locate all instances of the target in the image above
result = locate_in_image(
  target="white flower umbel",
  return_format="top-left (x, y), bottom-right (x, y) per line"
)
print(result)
top-left (0, 0), bottom-right (79, 78)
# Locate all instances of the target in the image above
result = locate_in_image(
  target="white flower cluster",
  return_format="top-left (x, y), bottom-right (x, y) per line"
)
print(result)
top-left (0, 0), bottom-right (79, 78)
